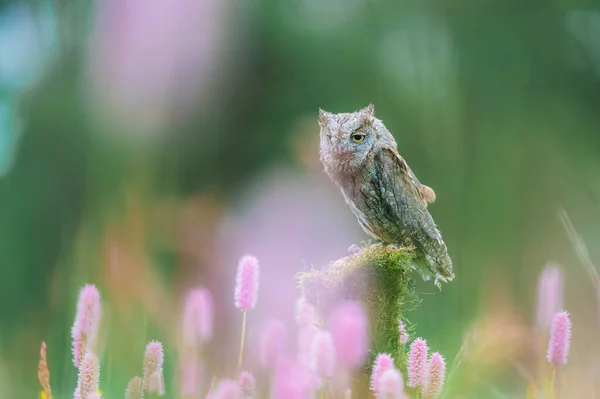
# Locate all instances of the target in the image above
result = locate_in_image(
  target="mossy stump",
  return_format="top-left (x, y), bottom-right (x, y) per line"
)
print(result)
top-left (297, 243), bottom-right (419, 383)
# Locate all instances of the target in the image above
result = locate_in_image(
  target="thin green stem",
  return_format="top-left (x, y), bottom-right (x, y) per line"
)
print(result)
top-left (550, 367), bottom-right (556, 399)
top-left (238, 311), bottom-right (247, 368)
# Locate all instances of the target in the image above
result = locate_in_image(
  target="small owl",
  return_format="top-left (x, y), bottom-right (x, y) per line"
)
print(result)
top-left (318, 104), bottom-right (454, 287)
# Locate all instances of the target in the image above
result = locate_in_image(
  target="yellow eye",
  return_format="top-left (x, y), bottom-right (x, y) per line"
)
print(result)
top-left (351, 133), bottom-right (366, 143)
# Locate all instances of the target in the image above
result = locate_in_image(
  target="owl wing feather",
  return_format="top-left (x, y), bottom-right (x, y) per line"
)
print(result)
top-left (387, 149), bottom-right (436, 205)
top-left (378, 148), bottom-right (454, 283)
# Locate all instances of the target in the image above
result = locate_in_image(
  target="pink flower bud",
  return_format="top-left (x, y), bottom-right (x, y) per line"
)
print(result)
top-left (143, 341), bottom-right (165, 395)
top-left (271, 357), bottom-right (308, 399)
top-left (407, 338), bottom-right (428, 388)
top-left (310, 331), bottom-right (335, 378)
top-left (536, 264), bottom-right (564, 331)
top-left (370, 354), bottom-right (394, 394)
top-left (378, 368), bottom-right (406, 399)
top-left (295, 297), bottom-right (316, 328)
top-left (546, 311), bottom-right (571, 366)
top-left (72, 285), bottom-right (101, 367)
top-left (234, 255), bottom-right (260, 311)
top-left (422, 352), bottom-right (445, 398)
top-left (182, 287), bottom-right (214, 344)
top-left (259, 319), bottom-right (287, 369)
top-left (238, 371), bottom-right (256, 399)
top-left (125, 376), bottom-right (143, 399)
top-left (298, 325), bottom-right (320, 367)
top-left (329, 301), bottom-right (368, 369)
top-left (214, 379), bottom-right (239, 399)
top-left (75, 352), bottom-right (100, 399)
top-left (398, 320), bottom-right (409, 344)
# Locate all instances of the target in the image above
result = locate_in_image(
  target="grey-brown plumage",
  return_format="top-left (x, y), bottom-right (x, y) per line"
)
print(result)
top-left (318, 104), bottom-right (454, 287)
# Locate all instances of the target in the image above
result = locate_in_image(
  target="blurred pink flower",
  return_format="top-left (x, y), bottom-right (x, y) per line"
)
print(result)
top-left (398, 320), bottom-right (409, 344)
top-left (214, 379), bottom-right (239, 399)
top-left (422, 352), bottom-right (445, 399)
top-left (259, 319), bottom-right (288, 369)
top-left (407, 338), bottom-right (428, 388)
top-left (179, 355), bottom-right (201, 398)
top-left (378, 368), bottom-right (406, 399)
top-left (182, 287), bottom-right (214, 344)
top-left (298, 325), bottom-right (320, 367)
top-left (295, 297), bottom-right (316, 328)
top-left (88, 393), bottom-right (102, 399)
top-left (310, 331), bottom-right (336, 378)
top-left (271, 357), bottom-right (309, 399)
top-left (87, 0), bottom-right (229, 132)
top-left (235, 255), bottom-right (260, 312)
top-left (238, 371), bottom-right (256, 399)
top-left (536, 264), bottom-right (564, 332)
top-left (72, 284), bottom-right (101, 367)
top-left (370, 354), bottom-right (394, 394)
top-left (125, 376), bottom-right (143, 399)
top-left (345, 389), bottom-right (352, 399)
top-left (546, 311), bottom-right (572, 366)
top-left (329, 301), bottom-right (368, 369)
top-left (74, 352), bottom-right (100, 399)
top-left (143, 341), bottom-right (165, 395)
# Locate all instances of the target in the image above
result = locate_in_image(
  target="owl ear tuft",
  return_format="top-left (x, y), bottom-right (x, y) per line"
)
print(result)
top-left (362, 104), bottom-right (375, 125)
top-left (318, 108), bottom-right (330, 127)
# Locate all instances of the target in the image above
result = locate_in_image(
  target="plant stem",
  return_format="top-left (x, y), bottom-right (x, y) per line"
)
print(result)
top-left (238, 311), bottom-right (247, 368)
top-left (550, 367), bottom-right (556, 399)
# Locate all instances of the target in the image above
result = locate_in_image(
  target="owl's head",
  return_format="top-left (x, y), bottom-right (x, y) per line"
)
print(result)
top-left (318, 104), bottom-right (395, 174)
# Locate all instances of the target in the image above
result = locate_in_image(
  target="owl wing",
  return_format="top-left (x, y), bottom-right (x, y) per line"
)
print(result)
top-left (387, 148), bottom-right (436, 205)
top-left (378, 148), bottom-right (454, 284)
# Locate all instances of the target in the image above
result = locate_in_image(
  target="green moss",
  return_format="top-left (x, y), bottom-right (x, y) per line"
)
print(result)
top-left (296, 242), bottom-right (420, 376)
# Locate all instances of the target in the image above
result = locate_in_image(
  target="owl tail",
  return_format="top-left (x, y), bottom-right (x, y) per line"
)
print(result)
top-left (414, 251), bottom-right (454, 289)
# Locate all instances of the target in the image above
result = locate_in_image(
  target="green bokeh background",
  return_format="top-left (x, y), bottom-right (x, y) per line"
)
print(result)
top-left (1, 0), bottom-right (599, 397)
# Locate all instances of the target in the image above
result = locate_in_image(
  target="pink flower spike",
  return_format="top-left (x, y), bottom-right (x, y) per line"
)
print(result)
top-left (298, 324), bottom-right (320, 367)
top-left (546, 311), bottom-right (572, 366)
top-left (407, 338), bottom-right (428, 388)
top-left (295, 297), bottom-right (316, 328)
top-left (234, 255), bottom-right (260, 311)
top-left (370, 353), bottom-right (394, 394)
top-left (422, 352), bottom-right (446, 399)
top-left (398, 320), bottom-right (409, 344)
top-left (72, 284), bottom-right (101, 367)
top-left (182, 287), bottom-right (214, 344)
top-left (143, 341), bottom-right (165, 395)
top-left (125, 376), bottom-right (143, 399)
top-left (75, 352), bottom-right (100, 399)
top-left (238, 371), bottom-right (256, 399)
top-left (310, 331), bottom-right (336, 378)
top-left (378, 368), bottom-right (406, 399)
top-left (88, 394), bottom-right (102, 399)
top-left (214, 379), bottom-right (239, 399)
top-left (271, 357), bottom-right (308, 399)
top-left (259, 319), bottom-right (288, 370)
top-left (536, 264), bottom-right (564, 331)
top-left (329, 301), bottom-right (368, 369)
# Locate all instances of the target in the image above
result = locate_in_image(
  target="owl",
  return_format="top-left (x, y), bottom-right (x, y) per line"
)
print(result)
top-left (318, 104), bottom-right (454, 287)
